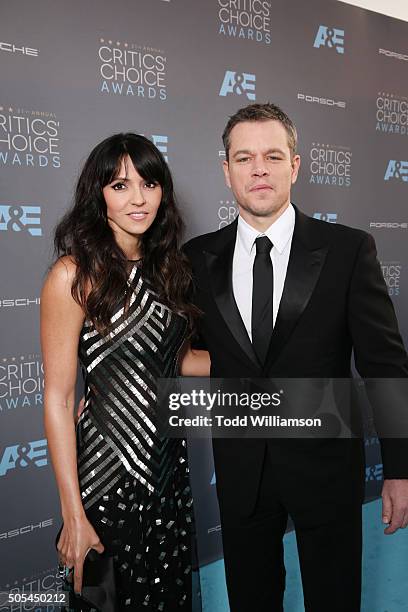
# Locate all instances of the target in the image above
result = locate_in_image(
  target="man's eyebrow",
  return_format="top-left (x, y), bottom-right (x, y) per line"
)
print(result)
top-left (265, 148), bottom-right (286, 155)
top-left (231, 148), bottom-right (286, 157)
top-left (232, 149), bottom-right (253, 157)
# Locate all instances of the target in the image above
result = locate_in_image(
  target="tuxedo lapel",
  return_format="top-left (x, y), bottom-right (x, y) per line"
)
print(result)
top-left (204, 219), bottom-right (260, 369)
top-left (264, 209), bottom-right (329, 372)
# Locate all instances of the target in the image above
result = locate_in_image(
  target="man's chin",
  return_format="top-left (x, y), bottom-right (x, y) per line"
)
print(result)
top-left (240, 205), bottom-right (279, 218)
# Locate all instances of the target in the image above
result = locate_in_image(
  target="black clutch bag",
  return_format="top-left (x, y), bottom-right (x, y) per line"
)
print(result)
top-left (55, 527), bottom-right (118, 612)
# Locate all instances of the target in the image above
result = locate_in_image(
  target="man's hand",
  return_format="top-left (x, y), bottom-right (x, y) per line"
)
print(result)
top-left (381, 479), bottom-right (408, 534)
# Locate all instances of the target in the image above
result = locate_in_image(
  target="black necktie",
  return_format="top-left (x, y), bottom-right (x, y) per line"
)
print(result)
top-left (252, 236), bottom-right (273, 364)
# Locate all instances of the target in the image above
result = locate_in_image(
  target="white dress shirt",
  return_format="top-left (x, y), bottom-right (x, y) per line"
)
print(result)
top-left (232, 203), bottom-right (295, 340)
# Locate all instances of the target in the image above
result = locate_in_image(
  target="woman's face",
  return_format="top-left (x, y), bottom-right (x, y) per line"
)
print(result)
top-left (102, 155), bottom-right (162, 251)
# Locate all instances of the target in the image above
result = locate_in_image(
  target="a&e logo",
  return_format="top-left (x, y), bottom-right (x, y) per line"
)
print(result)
top-left (151, 135), bottom-right (168, 161)
top-left (384, 160), bottom-right (408, 182)
top-left (0, 205), bottom-right (42, 236)
top-left (313, 212), bottom-right (338, 223)
top-left (313, 25), bottom-right (345, 54)
top-left (0, 439), bottom-right (47, 476)
top-left (219, 71), bottom-right (256, 100)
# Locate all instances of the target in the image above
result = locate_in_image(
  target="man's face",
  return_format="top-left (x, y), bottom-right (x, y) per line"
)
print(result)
top-left (223, 120), bottom-right (300, 225)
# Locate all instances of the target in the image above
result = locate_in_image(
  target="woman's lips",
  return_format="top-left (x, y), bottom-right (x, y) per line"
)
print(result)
top-left (128, 212), bottom-right (148, 221)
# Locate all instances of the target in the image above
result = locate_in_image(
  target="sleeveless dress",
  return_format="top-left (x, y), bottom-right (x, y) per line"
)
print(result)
top-left (73, 263), bottom-right (201, 611)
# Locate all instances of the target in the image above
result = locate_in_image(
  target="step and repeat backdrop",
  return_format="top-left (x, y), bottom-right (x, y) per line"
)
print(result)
top-left (1, 0), bottom-right (407, 600)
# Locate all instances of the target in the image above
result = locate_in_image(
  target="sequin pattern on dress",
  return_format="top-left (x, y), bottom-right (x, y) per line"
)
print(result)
top-left (68, 264), bottom-right (201, 611)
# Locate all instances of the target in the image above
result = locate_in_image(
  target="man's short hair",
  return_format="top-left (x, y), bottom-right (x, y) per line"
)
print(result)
top-left (222, 103), bottom-right (298, 161)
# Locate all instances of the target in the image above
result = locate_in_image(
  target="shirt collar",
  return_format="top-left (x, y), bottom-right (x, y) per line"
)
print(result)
top-left (237, 203), bottom-right (295, 255)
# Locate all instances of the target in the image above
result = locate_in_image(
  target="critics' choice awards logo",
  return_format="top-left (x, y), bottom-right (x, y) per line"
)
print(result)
top-left (218, 0), bottom-right (271, 45)
top-left (384, 160), bottom-right (408, 182)
top-left (313, 25), bottom-right (344, 54)
top-left (218, 200), bottom-right (238, 229)
top-left (0, 567), bottom-right (65, 601)
top-left (0, 106), bottom-right (61, 168)
top-left (219, 71), bottom-right (256, 100)
top-left (313, 212), bottom-right (338, 223)
top-left (381, 261), bottom-right (402, 297)
top-left (0, 355), bottom-right (44, 412)
top-left (376, 93), bottom-right (408, 136)
top-left (0, 439), bottom-right (47, 476)
top-left (309, 143), bottom-right (352, 187)
top-left (0, 205), bottom-right (42, 236)
top-left (99, 39), bottom-right (167, 101)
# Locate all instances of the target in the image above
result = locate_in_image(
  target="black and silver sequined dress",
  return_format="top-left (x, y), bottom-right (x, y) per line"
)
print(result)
top-left (75, 263), bottom-right (200, 611)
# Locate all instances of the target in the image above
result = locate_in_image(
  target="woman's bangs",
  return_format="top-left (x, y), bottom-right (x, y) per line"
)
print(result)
top-left (128, 141), bottom-right (165, 186)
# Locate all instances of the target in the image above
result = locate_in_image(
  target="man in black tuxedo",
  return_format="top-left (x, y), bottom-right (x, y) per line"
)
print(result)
top-left (183, 103), bottom-right (408, 611)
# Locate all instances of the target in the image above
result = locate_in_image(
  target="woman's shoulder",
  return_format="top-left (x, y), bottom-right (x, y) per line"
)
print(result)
top-left (47, 255), bottom-right (78, 285)
top-left (41, 256), bottom-right (80, 303)
top-left (40, 256), bottom-right (86, 327)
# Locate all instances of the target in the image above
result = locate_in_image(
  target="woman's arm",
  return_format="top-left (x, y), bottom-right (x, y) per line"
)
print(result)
top-left (41, 258), bottom-right (103, 594)
top-left (179, 341), bottom-right (211, 376)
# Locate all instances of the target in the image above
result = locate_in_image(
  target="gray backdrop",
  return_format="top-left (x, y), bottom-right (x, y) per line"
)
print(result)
top-left (1, 0), bottom-right (407, 601)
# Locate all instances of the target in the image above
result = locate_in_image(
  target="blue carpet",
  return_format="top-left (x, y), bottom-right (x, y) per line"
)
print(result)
top-left (200, 498), bottom-right (408, 611)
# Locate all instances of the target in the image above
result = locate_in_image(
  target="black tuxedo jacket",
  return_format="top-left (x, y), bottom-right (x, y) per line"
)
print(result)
top-left (184, 207), bottom-right (408, 517)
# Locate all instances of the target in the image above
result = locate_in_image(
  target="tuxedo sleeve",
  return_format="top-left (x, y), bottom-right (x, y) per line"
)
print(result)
top-left (348, 232), bottom-right (408, 478)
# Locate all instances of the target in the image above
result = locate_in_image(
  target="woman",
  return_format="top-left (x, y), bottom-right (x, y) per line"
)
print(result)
top-left (41, 133), bottom-right (209, 611)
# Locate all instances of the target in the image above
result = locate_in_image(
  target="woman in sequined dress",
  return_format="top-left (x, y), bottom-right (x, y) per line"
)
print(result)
top-left (41, 133), bottom-right (209, 611)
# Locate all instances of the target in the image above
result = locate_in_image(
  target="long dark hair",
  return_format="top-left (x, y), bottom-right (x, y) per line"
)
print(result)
top-left (54, 133), bottom-right (199, 334)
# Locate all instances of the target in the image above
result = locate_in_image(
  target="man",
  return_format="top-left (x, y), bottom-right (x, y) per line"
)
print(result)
top-left (183, 103), bottom-right (408, 611)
